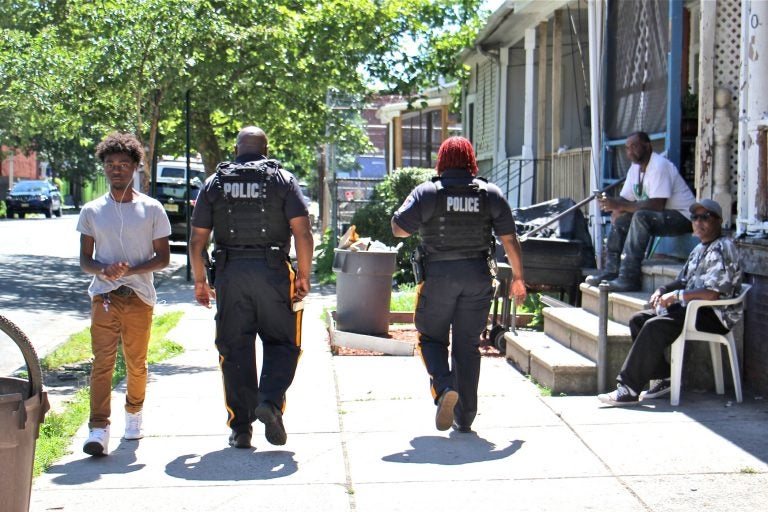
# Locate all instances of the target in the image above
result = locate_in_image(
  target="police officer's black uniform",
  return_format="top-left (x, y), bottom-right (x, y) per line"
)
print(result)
top-left (392, 168), bottom-right (517, 429)
top-left (191, 152), bottom-right (307, 439)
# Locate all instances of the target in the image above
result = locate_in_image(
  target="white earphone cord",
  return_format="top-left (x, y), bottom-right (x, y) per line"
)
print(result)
top-left (110, 180), bottom-right (132, 263)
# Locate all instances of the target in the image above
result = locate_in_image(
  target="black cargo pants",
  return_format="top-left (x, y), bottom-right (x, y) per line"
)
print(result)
top-left (214, 256), bottom-right (302, 434)
top-left (415, 258), bottom-right (494, 428)
top-left (618, 306), bottom-right (729, 394)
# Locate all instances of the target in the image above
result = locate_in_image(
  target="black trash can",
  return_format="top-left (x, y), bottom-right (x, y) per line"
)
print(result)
top-left (0, 315), bottom-right (50, 512)
top-left (333, 249), bottom-right (398, 336)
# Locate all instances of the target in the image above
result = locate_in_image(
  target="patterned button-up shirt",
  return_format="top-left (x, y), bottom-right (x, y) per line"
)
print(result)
top-left (678, 236), bottom-right (742, 329)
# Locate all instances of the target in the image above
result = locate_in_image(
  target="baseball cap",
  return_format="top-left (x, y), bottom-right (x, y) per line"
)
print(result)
top-left (689, 198), bottom-right (722, 218)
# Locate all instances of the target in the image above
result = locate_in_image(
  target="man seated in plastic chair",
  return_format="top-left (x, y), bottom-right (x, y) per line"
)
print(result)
top-left (598, 198), bottom-right (743, 406)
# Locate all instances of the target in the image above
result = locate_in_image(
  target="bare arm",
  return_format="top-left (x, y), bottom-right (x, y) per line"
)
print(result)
top-left (190, 226), bottom-right (215, 307)
top-left (290, 215), bottom-right (314, 301)
top-left (79, 233), bottom-right (170, 280)
top-left (599, 196), bottom-right (666, 215)
top-left (498, 232), bottom-right (527, 303)
top-left (126, 237), bottom-right (170, 276)
top-left (391, 218), bottom-right (411, 238)
top-left (79, 234), bottom-right (103, 275)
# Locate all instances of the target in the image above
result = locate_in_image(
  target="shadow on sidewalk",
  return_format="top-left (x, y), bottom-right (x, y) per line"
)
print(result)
top-left (47, 441), bottom-right (145, 485)
top-left (382, 435), bottom-right (524, 465)
top-left (165, 449), bottom-right (298, 481)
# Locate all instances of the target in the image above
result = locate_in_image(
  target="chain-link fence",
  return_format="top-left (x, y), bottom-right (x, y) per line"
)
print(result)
top-left (329, 177), bottom-right (385, 240)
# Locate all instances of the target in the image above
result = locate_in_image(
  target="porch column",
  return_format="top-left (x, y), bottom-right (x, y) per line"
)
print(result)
top-left (587, 0), bottom-right (605, 264)
top-left (393, 116), bottom-right (403, 170)
top-left (536, 21), bottom-right (548, 203)
top-left (496, 46), bottom-right (510, 164)
top-left (697, 0), bottom-right (717, 198)
top-left (713, 88), bottom-right (734, 228)
top-left (521, 28), bottom-right (537, 207)
top-left (737, 0), bottom-right (768, 232)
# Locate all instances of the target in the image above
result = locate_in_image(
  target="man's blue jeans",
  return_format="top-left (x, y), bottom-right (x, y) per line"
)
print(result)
top-left (608, 210), bottom-right (692, 279)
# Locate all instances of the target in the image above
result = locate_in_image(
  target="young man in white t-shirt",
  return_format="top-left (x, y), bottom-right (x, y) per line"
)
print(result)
top-left (77, 132), bottom-right (171, 456)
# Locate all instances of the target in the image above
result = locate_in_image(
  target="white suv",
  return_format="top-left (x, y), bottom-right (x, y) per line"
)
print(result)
top-left (156, 159), bottom-right (206, 183)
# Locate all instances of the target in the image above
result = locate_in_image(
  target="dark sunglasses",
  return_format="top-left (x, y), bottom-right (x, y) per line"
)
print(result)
top-left (691, 212), bottom-right (718, 221)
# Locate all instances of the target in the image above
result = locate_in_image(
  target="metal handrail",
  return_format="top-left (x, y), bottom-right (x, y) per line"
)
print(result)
top-left (484, 157), bottom-right (547, 207)
top-left (518, 178), bottom-right (625, 243)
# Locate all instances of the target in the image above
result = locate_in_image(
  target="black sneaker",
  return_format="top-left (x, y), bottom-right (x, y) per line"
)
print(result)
top-left (641, 379), bottom-right (671, 400)
top-left (435, 389), bottom-right (459, 431)
top-left (597, 384), bottom-right (640, 406)
top-left (254, 402), bottom-right (287, 446)
top-left (228, 429), bottom-right (252, 449)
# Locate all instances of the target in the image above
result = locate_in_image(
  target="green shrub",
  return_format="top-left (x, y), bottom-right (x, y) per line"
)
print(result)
top-left (0, 199), bottom-right (6, 218)
top-left (350, 167), bottom-right (435, 283)
top-left (314, 228), bottom-right (338, 284)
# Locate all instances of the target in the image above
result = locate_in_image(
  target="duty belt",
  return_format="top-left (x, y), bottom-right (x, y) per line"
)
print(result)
top-left (220, 247), bottom-right (268, 260)
top-left (425, 250), bottom-right (487, 262)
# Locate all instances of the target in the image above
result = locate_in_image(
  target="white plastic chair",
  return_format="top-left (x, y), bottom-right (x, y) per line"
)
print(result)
top-left (669, 283), bottom-right (751, 406)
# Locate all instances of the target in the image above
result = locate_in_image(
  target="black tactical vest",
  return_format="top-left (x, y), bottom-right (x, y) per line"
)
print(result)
top-left (419, 177), bottom-right (493, 258)
top-left (211, 159), bottom-right (291, 248)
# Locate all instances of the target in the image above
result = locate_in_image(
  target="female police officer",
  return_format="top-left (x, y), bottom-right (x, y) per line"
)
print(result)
top-left (391, 136), bottom-right (527, 433)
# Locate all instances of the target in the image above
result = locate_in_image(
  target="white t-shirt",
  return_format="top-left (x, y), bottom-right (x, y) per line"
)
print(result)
top-left (76, 191), bottom-right (172, 305)
top-left (619, 152), bottom-right (695, 218)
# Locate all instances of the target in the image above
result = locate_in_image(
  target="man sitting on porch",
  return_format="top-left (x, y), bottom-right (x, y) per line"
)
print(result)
top-left (585, 131), bottom-right (695, 292)
top-left (598, 198), bottom-right (742, 405)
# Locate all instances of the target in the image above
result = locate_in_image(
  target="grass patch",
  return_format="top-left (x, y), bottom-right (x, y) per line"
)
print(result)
top-left (33, 311), bottom-right (185, 477)
top-left (40, 329), bottom-right (93, 371)
top-left (391, 284), bottom-right (417, 311)
top-left (525, 374), bottom-right (553, 397)
top-left (34, 389), bottom-right (90, 476)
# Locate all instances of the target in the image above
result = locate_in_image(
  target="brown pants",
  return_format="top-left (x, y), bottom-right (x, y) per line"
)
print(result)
top-left (88, 291), bottom-right (153, 428)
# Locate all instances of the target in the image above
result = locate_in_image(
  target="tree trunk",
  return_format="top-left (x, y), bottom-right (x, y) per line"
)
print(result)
top-left (193, 108), bottom-right (224, 175)
top-left (142, 90), bottom-right (163, 193)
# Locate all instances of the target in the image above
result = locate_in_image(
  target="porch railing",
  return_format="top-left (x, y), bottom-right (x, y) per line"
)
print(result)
top-left (549, 147), bottom-right (592, 210)
top-left (484, 157), bottom-right (548, 208)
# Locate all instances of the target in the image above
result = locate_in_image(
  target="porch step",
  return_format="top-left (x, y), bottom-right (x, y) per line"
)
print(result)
top-left (504, 330), bottom-right (596, 395)
top-left (506, 260), bottom-right (686, 395)
top-left (641, 259), bottom-right (685, 292)
top-left (542, 307), bottom-right (632, 382)
top-left (580, 283), bottom-right (649, 325)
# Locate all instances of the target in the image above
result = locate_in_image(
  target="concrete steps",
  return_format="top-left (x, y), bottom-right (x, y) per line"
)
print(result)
top-left (504, 260), bottom-right (685, 395)
top-left (504, 329), bottom-right (596, 394)
top-left (580, 284), bottom-right (648, 325)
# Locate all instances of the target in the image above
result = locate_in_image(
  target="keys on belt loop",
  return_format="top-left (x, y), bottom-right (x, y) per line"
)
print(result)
top-left (101, 293), bottom-right (111, 312)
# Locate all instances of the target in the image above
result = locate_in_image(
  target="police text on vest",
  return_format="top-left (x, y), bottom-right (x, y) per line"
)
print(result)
top-left (223, 182), bottom-right (261, 198)
top-left (446, 196), bottom-right (479, 212)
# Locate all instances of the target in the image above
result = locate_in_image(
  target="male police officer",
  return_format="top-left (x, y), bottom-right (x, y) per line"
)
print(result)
top-left (391, 136), bottom-right (527, 433)
top-left (190, 126), bottom-right (313, 449)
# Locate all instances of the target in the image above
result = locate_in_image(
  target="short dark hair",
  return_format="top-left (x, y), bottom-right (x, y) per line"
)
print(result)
top-left (628, 131), bottom-right (651, 144)
top-left (95, 132), bottom-right (144, 164)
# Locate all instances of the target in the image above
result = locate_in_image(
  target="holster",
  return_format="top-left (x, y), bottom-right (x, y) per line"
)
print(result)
top-left (411, 245), bottom-right (426, 284)
top-left (266, 245), bottom-right (286, 269)
top-left (486, 238), bottom-right (498, 278)
top-left (204, 250), bottom-right (217, 288)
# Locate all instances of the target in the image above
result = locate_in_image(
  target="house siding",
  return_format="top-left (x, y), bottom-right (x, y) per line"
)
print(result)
top-left (474, 60), bottom-right (496, 162)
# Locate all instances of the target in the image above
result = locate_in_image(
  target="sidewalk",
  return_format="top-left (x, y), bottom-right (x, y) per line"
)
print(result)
top-left (31, 269), bottom-right (768, 511)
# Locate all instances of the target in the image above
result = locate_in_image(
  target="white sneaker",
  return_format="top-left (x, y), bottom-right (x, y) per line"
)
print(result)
top-left (83, 426), bottom-right (110, 456)
top-left (124, 411), bottom-right (144, 440)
